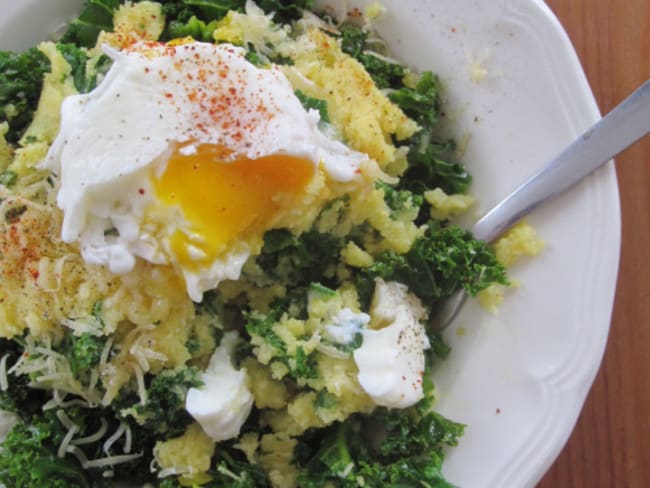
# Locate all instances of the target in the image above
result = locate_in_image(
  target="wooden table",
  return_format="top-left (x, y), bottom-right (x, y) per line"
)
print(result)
top-left (538, 1), bottom-right (650, 486)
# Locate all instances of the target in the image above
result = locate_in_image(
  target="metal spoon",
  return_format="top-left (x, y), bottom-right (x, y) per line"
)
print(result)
top-left (432, 78), bottom-right (650, 330)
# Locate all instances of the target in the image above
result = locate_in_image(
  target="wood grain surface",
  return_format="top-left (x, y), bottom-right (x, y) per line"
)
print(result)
top-left (538, 1), bottom-right (650, 487)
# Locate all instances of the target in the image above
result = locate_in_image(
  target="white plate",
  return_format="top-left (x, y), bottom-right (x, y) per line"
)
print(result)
top-left (1, 1), bottom-right (620, 487)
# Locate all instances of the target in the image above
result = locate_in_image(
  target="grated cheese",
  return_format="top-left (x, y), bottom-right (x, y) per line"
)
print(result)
top-left (0, 354), bottom-right (9, 391)
top-left (103, 421), bottom-right (127, 456)
top-left (84, 452), bottom-right (143, 468)
top-left (133, 364), bottom-right (147, 405)
top-left (58, 423), bottom-right (80, 458)
top-left (72, 418), bottom-right (108, 446)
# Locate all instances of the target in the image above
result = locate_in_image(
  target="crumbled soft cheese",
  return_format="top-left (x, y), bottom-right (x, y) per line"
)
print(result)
top-left (353, 279), bottom-right (429, 408)
top-left (325, 308), bottom-right (370, 344)
top-left (185, 331), bottom-right (253, 441)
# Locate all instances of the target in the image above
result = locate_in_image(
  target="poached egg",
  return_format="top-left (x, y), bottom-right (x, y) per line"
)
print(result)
top-left (44, 40), bottom-right (367, 301)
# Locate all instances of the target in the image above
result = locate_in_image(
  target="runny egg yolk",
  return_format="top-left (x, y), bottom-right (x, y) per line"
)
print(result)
top-left (153, 143), bottom-right (315, 268)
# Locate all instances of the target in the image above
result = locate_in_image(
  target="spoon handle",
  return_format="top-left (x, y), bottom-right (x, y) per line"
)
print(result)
top-left (472, 78), bottom-right (650, 243)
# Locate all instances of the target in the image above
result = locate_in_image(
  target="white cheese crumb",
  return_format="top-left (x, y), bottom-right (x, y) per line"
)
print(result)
top-left (325, 308), bottom-right (370, 344)
top-left (185, 331), bottom-right (253, 441)
top-left (353, 279), bottom-right (430, 408)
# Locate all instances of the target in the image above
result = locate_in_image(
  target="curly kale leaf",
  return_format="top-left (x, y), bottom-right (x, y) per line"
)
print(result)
top-left (0, 417), bottom-right (92, 488)
top-left (355, 222), bottom-right (508, 308)
top-left (159, 0), bottom-right (312, 40)
top-left (254, 0), bottom-right (314, 24)
top-left (56, 44), bottom-right (112, 93)
top-left (118, 367), bottom-right (203, 437)
top-left (164, 0), bottom-right (245, 23)
top-left (403, 135), bottom-right (472, 196)
top-left (64, 332), bottom-right (106, 377)
top-left (210, 449), bottom-right (271, 487)
top-left (389, 70), bottom-right (441, 130)
top-left (60, 0), bottom-right (120, 48)
top-left (257, 229), bottom-right (343, 288)
top-left (0, 48), bottom-right (50, 144)
top-left (295, 401), bottom-right (464, 488)
top-left (0, 403), bottom-right (160, 487)
top-left (392, 72), bottom-right (472, 196)
top-left (162, 14), bottom-right (220, 41)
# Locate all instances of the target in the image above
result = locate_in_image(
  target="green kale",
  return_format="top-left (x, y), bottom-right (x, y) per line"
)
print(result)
top-left (429, 329), bottom-right (452, 359)
top-left (162, 15), bottom-right (220, 42)
top-left (196, 288), bottom-right (224, 318)
top-left (58, 302), bottom-right (108, 380)
top-left (295, 399), bottom-right (464, 487)
top-left (0, 403), bottom-right (159, 487)
top-left (389, 70), bottom-right (441, 129)
top-left (185, 334), bottom-right (201, 355)
top-left (359, 52), bottom-right (405, 89)
top-left (338, 24), bottom-right (366, 58)
top-left (56, 44), bottom-right (112, 93)
top-left (0, 48), bottom-right (50, 144)
top-left (56, 43), bottom-right (88, 92)
top-left (159, 0), bottom-right (312, 39)
top-left (403, 135), bottom-right (472, 196)
top-left (257, 229), bottom-right (343, 288)
top-left (119, 367), bottom-right (203, 437)
top-left (244, 49), bottom-right (267, 66)
top-left (392, 72), bottom-right (473, 197)
top-left (295, 90), bottom-right (330, 123)
top-left (254, 0), bottom-right (314, 25)
top-left (0, 417), bottom-right (91, 488)
top-left (209, 449), bottom-right (271, 487)
top-left (157, 0), bottom-right (199, 26)
top-left (354, 221), bottom-right (508, 309)
top-left (64, 332), bottom-right (106, 376)
top-left (60, 0), bottom-right (121, 48)
top-left (167, 0), bottom-right (244, 23)
top-left (270, 285), bottom-right (310, 321)
top-left (293, 345), bottom-right (317, 378)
